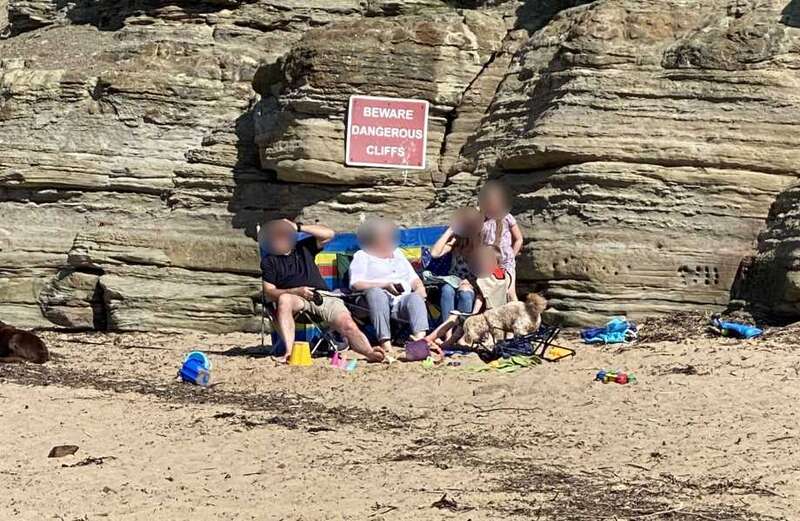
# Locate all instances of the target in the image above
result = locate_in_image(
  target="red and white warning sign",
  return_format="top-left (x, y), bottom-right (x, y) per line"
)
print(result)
top-left (345, 95), bottom-right (429, 170)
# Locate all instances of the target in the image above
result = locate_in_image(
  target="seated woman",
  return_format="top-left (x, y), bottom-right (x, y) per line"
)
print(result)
top-left (429, 207), bottom-right (483, 320)
top-left (349, 217), bottom-right (429, 351)
top-left (424, 245), bottom-right (513, 349)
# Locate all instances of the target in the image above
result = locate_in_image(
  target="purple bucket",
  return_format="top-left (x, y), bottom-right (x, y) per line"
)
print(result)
top-left (404, 340), bottom-right (430, 362)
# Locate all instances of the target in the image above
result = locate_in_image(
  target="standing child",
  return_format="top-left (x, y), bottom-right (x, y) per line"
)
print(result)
top-left (478, 180), bottom-right (523, 301)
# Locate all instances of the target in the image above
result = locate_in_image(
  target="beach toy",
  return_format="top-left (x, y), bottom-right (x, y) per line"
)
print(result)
top-left (710, 316), bottom-right (762, 339)
top-left (345, 359), bottom-right (357, 372)
top-left (595, 369), bottom-right (635, 385)
top-left (330, 352), bottom-right (347, 370)
top-left (404, 339), bottom-right (430, 362)
top-left (288, 341), bottom-right (313, 367)
top-left (421, 356), bottom-right (435, 369)
top-left (179, 351), bottom-right (211, 386)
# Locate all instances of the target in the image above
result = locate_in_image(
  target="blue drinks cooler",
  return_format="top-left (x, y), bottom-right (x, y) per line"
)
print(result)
top-left (179, 351), bottom-right (211, 386)
top-left (270, 324), bottom-right (322, 356)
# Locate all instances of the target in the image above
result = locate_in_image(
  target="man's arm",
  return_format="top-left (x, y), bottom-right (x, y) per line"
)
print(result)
top-left (263, 281), bottom-right (314, 302)
top-left (297, 222), bottom-right (335, 249)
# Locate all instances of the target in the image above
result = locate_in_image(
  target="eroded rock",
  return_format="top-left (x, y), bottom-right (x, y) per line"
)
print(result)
top-left (461, 0), bottom-right (800, 324)
top-left (2, 0), bottom-right (800, 329)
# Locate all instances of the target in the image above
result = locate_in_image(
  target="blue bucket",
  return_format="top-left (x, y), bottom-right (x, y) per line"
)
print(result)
top-left (179, 351), bottom-right (211, 386)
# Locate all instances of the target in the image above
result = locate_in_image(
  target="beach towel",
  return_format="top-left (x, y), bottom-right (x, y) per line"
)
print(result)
top-left (581, 317), bottom-right (637, 344)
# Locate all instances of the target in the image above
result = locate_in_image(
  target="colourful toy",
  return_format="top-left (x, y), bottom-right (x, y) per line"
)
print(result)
top-left (330, 352), bottom-right (347, 370)
top-left (179, 351), bottom-right (211, 386)
top-left (595, 369), bottom-right (636, 385)
top-left (288, 341), bottom-right (313, 367)
top-left (345, 359), bottom-right (357, 372)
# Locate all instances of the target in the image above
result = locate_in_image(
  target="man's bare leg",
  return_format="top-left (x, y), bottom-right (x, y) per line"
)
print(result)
top-left (331, 313), bottom-right (385, 363)
top-left (275, 293), bottom-right (305, 363)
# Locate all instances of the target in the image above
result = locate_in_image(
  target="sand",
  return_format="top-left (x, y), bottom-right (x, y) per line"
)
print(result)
top-left (1, 322), bottom-right (798, 520)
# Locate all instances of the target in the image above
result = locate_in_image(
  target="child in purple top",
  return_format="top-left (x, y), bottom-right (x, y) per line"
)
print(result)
top-left (479, 180), bottom-right (523, 300)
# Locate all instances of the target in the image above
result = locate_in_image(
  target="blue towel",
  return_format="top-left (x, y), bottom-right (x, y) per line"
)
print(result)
top-left (581, 317), bottom-right (637, 344)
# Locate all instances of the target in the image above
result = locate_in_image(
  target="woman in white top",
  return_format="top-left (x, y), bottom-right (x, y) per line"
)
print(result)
top-left (350, 217), bottom-right (429, 350)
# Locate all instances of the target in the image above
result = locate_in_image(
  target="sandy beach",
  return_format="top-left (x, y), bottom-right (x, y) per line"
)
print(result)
top-left (1, 317), bottom-right (798, 520)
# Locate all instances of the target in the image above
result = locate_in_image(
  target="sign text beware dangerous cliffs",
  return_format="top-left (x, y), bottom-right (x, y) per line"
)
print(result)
top-left (345, 95), bottom-right (429, 170)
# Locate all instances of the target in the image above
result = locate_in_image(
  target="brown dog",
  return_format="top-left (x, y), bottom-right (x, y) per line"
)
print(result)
top-left (460, 293), bottom-right (547, 349)
top-left (0, 321), bottom-right (49, 364)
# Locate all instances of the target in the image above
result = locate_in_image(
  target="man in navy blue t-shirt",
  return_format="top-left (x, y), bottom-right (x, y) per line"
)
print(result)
top-left (261, 219), bottom-right (385, 363)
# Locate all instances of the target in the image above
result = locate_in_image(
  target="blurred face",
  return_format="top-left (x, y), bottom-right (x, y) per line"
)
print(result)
top-left (266, 220), bottom-right (296, 254)
top-left (479, 186), bottom-right (507, 218)
top-left (473, 247), bottom-right (500, 276)
top-left (372, 223), bottom-right (398, 254)
top-left (451, 209), bottom-right (483, 238)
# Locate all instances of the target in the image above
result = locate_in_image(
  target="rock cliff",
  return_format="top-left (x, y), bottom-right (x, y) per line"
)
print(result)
top-left (458, 0), bottom-right (800, 323)
top-left (1, 0), bottom-right (799, 330)
top-left (742, 181), bottom-right (800, 320)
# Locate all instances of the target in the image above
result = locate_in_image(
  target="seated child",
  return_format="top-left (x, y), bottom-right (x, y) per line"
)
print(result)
top-left (423, 245), bottom-right (513, 350)
top-left (472, 245), bottom-right (514, 312)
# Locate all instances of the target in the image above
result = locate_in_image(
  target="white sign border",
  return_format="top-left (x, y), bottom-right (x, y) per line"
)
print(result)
top-left (345, 94), bottom-right (429, 170)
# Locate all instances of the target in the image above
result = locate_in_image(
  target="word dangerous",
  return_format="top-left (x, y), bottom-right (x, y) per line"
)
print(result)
top-left (349, 125), bottom-right (424, 140)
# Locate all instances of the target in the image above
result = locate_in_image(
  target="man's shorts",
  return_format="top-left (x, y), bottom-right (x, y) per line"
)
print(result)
top-left (301, 295), bottom-right (348, 325)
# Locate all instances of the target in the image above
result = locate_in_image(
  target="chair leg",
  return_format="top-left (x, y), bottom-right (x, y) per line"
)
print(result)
top-left (310, 336), bottom-right (325, 355)
top-left (261, 313), bottom-right (266, 349)
top-left (260, 294), bottom-right (267, 349)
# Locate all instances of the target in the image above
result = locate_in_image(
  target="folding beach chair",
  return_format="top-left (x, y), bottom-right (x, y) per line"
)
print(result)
top-left (480, 323), bottom-right (575, 363)
top-left (256, 225), bottom-right (344, 356)
top-left (316, 226), bottom-right (448, 344)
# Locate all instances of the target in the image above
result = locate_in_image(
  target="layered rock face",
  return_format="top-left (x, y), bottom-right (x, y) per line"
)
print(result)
top-left (0, 0), bottom-right (517, 330)
top-left (1, 0), bottom-right (799, 330)
top-left (0, 1), bottom-right (8, 36)
top-left (0, 1), bottom-right (376, 330)
top-left (459, 0), bottom-right (800, 324)
top-left (743, 182), bottom-right (800, 319)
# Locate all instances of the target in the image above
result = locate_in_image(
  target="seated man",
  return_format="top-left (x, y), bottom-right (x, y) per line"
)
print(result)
top-left (261, 219), bottom-right (385, 364)
top-left (349, 217), bottom-right (429, 351)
